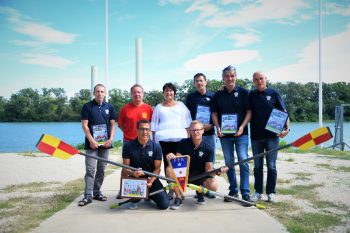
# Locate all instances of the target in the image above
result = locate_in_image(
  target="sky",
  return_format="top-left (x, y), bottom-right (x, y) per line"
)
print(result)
top-left (0, 0), bottom-right (349, 99)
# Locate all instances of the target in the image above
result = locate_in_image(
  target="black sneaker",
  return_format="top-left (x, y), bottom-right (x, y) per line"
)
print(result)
top-left (242, 194), bottom-right (251, 202)
top-left (93, 193), bottom-right (107, 201)
top-left (170, 198), bottom-right (183, 210)
top-left (224, 191), bottom-right (239, 202)
top-left (78, 197), bottom-right (92, 206)
top-left (197, 192), bottom-right (205, 205)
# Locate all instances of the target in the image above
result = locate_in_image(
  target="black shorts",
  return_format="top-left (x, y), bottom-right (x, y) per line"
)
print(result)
top-left (189, 175), bottom-right (214, 186)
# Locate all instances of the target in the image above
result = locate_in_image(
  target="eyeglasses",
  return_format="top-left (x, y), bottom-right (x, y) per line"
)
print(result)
top-left (138, 128), bottom-right (151, 132)
top-left (190, 128), bottom-right (203, 133)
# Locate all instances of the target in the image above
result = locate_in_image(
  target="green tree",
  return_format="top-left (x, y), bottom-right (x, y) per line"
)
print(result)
top-left (144, 90), bottom-right (163, 107)
top-left (109, 88), bottom-right (130, 117)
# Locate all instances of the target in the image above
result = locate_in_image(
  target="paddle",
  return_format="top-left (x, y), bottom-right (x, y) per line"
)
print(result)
top-left (189, 127), bottom-right (333, 183)
top-left (36, 134), bottom-right (175, 183)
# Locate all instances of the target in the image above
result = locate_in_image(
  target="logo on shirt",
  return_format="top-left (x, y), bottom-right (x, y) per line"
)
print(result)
top-left (206, 97), bottom-right (211, 102)
top-left (234, 92), bottom-right (239, 97)
top-left (142, 112), bottom-right (148, 119)
top-left (105, 109), bottom-right (109, 114)
top-left (266, 96), bottom-right (271, 101)
top-left (148, 151), bottom-right (153, 157)
top-left (199, 151), bottom-right (204, 157)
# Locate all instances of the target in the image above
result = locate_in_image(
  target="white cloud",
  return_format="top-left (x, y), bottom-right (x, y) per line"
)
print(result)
top-left (205, 0), bottom-right (309, 28)
top-left (324, 2), bottom-right (350, 16)
top-left (266, 23), bottom-right (350, 83)
top-left (185, 1), bottom-right (220, 21)
top-left (13, 21), bottom-right (77, 44)
top-left (220, 0), bottom-right (242, 5)
top-left (158, 0), bottom-right (190, 5)
top-left (1, 7), bottom-right (77, 44)
top-left (20, 53), bottom-right (75, 69)
top-left (227, 32), bottom-right (260, 47)
top-left (184, 49), bottom-right (259, 71)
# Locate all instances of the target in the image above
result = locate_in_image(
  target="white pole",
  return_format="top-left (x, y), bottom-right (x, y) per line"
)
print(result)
top-left (105, 0), bottom-right (109, 102)
top-left (136, 37), bottom-right (142, 84)
top-left (319, 0), bottom-right (323, 128)
top-left (91, 65), bottom-right (97, 99)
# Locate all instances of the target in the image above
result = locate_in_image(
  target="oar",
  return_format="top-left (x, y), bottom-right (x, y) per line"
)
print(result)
top-left (36, 134), bottom-right (175, 183)
top-left (189, 127), bottom-right (333, 183)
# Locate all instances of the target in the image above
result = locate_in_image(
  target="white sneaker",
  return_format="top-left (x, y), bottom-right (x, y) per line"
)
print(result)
top-left (251, 192), bottom-right (263, 202)
top-left (128, 202), bottom-right (138, 210)
top-left (268, 193), bottom-right (277, 203)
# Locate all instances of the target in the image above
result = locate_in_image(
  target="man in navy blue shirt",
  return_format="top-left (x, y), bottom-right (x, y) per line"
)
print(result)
top-left (185, 73), bottom-right (216, 161)
top-left (78, 84), bottom-right (117, 206)
top-left (166, 121), bottom-right (228, 209)
top-left (249, 71), bottom-right (289, 203)
top-left (212, 65), bottom-right (251, 202)
top-left (122, 119), bottom-right (169, 210)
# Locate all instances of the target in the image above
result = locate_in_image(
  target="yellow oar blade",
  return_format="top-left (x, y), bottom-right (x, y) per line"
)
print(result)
top-left (291, 127), bottom-right (333, 151)
top-left (36, 134), bottom-right (79, 160)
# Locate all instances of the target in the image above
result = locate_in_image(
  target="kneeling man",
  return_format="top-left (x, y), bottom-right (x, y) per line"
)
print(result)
top-left (167, 120), bottom-right (228, 210)
top-left (122, 119), bottom-right (170, 210)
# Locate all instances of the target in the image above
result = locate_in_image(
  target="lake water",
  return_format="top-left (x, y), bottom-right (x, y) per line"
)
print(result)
top-left (0, 122), bottom-right (349, 152)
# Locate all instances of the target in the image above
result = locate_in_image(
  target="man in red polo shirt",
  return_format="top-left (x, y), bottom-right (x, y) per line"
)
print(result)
top-left (118, 84), bottom-right (153, 142)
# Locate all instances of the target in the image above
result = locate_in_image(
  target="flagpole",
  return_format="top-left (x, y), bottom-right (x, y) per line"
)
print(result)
top-left (319, 0), bottom-right (323, 129)
top-left (105, 0), bottom-right (109, 102)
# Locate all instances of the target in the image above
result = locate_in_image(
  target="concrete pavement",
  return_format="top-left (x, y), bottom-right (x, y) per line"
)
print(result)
top-left (31, 170), bottom-right (287, 233)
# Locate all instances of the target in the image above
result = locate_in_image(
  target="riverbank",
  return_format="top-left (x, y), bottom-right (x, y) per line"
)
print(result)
top-left (0, 150), bottom-right (349, 233)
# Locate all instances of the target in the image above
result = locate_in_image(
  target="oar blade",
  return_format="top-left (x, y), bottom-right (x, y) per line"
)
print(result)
top-left (36, 134), bottom-right (79, 160)
top-left (291, 127), bottom-right (333, 151)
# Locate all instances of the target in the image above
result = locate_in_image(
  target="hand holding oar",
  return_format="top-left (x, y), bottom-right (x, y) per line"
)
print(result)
top-left (36, 134), bottom-right (176, 183)
top-left (190, 127), bottom-right (333, 183)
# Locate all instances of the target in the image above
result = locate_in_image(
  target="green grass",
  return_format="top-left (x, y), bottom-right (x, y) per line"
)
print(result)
top-left (281, 146), bottom-right (350, 158)
top-left (0, 178), bottom-right (84, 233)
top-left (316, 163), bottom-right (350, 172)
top-left (285, 213), bottom-right (342, 233)
top-left (277, 184), bottom-right (323, 198)
top-left (293, 172), bottom-right (313, 181)
top-left (2, 181), bottom-right (61, 193)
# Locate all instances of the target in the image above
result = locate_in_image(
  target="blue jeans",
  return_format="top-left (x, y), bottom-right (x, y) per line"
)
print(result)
top-left (251, 138), bottom-right (279, 195)
top-left (219, 135), bottom-right (250, 195)
top-left (84, 149), bottom-right (109, 198)
top-left (203, 134), bottom-right (216, 162)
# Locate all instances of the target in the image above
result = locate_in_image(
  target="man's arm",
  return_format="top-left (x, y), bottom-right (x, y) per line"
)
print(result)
top-left (122, 158), bottom-right (144, 178)
top-left (82, 119), bottom-right (98, 149)
top-left (147, 160), bottom-right (161, 188)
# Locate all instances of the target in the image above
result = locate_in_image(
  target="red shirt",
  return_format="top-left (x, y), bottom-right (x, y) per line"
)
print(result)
top-left (118, 103), bottom-right (153, 141)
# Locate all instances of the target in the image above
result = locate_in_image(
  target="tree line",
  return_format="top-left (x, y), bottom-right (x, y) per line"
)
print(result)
top-left (0, 80), bottom-right (349, 122)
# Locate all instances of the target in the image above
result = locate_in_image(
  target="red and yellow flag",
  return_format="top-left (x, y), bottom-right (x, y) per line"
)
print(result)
top-left (291, 127), bottom-right (333, 151)
top-left (36, 134), bottom-right (79, 160)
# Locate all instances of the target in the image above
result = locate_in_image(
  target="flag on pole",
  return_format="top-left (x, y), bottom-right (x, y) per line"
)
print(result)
top-left (36, 134), bottom-right (79, 160)
top-left (291, 127), bottom-right (333, 150)
top-left (168, 156), bottom-right (190, 193)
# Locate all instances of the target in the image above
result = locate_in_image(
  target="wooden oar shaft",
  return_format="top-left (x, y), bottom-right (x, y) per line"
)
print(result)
top-left (189, 143), bottom-right (292, 182)
top-left (79, 151), bottom-right (176, 183)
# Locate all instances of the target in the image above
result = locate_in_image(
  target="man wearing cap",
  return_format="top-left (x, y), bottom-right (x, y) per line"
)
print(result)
top-left (212, 65), bottom-right (251, 202)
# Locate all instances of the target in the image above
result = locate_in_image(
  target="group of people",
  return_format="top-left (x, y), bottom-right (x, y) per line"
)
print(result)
top-left (77, 65), bottom-right (290, 211)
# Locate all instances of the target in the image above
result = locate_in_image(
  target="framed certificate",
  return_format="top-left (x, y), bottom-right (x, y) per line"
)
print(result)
top-left (120, 178), bottom-right (148, 199)
top-left (265, 108), bottom-right (289, 134)
top-left (221, 114), bottom-right (238, 134)
top-left (196, 105), bottom-right (210, 124)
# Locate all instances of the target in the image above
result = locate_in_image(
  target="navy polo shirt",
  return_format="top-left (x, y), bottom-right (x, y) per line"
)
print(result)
top-left (122, 139), bottom-right (163, 175)
top-left (212, 86), bottom-right (250, 137)
top-left (249, 87), bottom-right (286, 140)
top-left (185, 91), bottom-right (215, 136)
top-left (81, 100), bottom-right (117, 149)
top-left (177, 138), bottom-right (214, 175)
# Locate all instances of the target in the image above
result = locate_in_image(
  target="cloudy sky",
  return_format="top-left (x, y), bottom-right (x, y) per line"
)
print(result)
top-left (0, 0), bottom-right (349, 98)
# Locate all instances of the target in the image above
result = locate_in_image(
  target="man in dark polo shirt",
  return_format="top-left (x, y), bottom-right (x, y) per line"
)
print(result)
top-left (185, 73), bottom-right (216, 161)
top-left (78, 84), bottom-right (117, 206)
top-left (122, 119), bottom-right (169, 210)
top-left (249, 71), bottom-right (289, 203)
top-left (212, 65), bottom-right (251, 202)
top-left (166, 120), bottom-right (228, 209)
